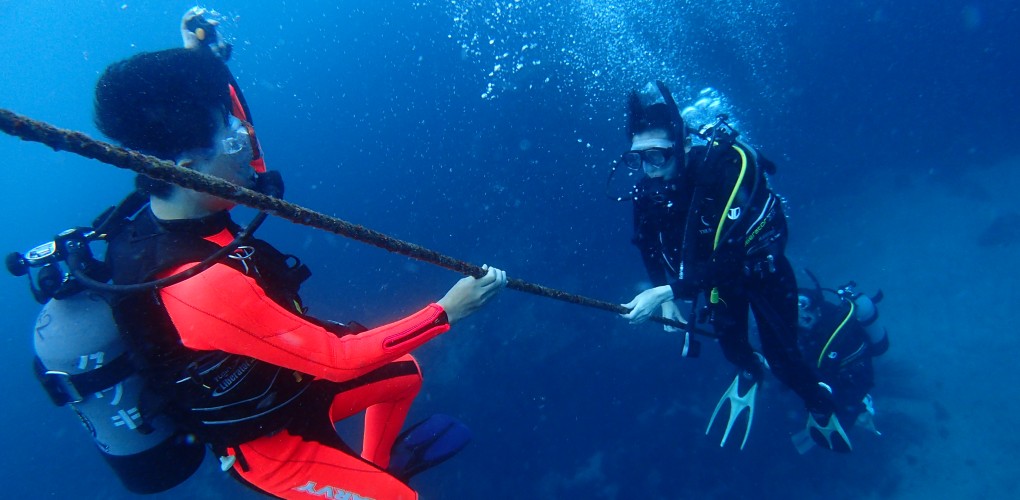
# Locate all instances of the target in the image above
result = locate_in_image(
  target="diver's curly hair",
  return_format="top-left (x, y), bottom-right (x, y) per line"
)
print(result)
top-left (94, 48), bottom-right (232, 161)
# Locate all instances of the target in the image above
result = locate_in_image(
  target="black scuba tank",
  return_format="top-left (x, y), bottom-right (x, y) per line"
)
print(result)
top-left (33, 289), bottom-right (206, 494)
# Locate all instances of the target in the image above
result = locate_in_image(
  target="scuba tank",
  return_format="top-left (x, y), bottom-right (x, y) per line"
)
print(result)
top-left (801, 271), bottom-right (890, 355)
top-left (33, 291), bottom-right (205, 493)
top-left (7, 194), bottom-right (205, 494)
top-left (833, 281), bottom-right (887, 345)
top-left (848, 291), bottom-right (888, 346)
top-left (834, 281), bottom-right (890, 354)
top-left (10, 12), bottom-right (279, 490)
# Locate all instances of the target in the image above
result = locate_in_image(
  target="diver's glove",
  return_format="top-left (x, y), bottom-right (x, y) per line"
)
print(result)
top-left (804, 383), bottom-right (852, 453)
top-left (705, 370), bottom-right (759, 450)
top-left (255, 171), bottom-right (285, 199)
top-left (181, 7), bottom-right (232, 60)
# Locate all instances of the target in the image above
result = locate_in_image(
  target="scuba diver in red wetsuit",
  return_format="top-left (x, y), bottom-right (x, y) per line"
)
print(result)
top-left (14, 9), bottom-right (506, 499)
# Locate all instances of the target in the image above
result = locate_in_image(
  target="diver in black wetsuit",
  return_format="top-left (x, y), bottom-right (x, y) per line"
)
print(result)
top-left (794, 273), bottom-right (889, 452)
top-left (618, 81), bottom-right (848, 451)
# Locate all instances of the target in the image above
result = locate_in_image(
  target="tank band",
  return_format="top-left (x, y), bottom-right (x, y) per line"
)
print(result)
top-left (34, 353), bottom-right (135, 406)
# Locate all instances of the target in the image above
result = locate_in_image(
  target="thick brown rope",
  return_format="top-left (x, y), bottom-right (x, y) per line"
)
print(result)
top-left (0, 108), bottom-right (715, 337)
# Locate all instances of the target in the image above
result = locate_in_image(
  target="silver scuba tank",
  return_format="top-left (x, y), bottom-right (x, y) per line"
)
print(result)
top-left (34, 290), bottom-right (205, 494)
top-left (850, 293), bottom-right (888, 346)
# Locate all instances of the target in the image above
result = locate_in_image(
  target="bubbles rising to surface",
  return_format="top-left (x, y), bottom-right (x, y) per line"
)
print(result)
top-left (434, 0), bottom-right (791, 117)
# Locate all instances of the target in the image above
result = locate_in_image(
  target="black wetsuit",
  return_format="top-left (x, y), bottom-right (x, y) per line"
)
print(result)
top-left (632, 142), bottom-right (832, 411)
top-left (798, 295), bottom-right (889, 425)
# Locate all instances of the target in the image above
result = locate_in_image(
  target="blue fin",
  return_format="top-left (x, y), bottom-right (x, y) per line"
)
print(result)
top-left (388, 414), bottom-right (471, 481)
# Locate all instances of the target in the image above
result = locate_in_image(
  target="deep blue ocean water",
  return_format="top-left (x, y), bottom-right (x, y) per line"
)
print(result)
top-left (1, 1), bottom-right (1018, 498)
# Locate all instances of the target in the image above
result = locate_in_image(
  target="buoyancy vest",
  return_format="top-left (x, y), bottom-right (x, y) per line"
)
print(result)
top-left (106, 208), bottom-right (315, 447)
top-left (632, 143), bottom-right (787, 294)
top-left (797, 297), bottom-right (875, 410)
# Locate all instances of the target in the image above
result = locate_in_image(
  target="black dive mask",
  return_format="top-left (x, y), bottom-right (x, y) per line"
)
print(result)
top-left (622, 147), bottom-right (675, 170)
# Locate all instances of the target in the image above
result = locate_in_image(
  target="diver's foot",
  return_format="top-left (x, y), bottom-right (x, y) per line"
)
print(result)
top-left (388, 414), bottom-right (471, 482)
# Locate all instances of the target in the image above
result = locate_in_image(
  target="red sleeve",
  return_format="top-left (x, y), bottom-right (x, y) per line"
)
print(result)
top-left (158, 262), bottom-right (450, 383)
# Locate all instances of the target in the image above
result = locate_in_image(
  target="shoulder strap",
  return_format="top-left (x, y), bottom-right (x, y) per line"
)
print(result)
top-left (108, 210), bottom-right (312, 319)
top-left (108, 212), bottom-right (227, 285)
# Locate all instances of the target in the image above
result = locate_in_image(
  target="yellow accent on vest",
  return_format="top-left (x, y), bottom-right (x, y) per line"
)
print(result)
top-left (817, 301), bottom-right (855, 369)
top-left (713, 145), bottom-right (748, 251)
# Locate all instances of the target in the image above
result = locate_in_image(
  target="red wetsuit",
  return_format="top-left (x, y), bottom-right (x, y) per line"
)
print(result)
top-left (157, 227), bottom-right (448, 499)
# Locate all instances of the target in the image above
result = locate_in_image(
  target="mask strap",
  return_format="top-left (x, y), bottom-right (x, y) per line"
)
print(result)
top-left (228, 84), bottom-right (266, 173)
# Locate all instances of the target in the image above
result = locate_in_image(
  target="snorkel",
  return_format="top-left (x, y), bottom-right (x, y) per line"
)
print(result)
top-left (655, 80), bottom-right (686, 146)
top-left (182, 7), bottom-right (233, 60)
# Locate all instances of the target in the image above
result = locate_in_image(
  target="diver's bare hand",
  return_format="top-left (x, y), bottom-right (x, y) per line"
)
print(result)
top-left (437, 265), bottom-right (507, 324)
top-left (621, 285), bottom-right (674, 324)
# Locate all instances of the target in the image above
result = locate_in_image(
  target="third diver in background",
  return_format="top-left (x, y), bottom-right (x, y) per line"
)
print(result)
top-left (793, 271), bottom-right (890, 453)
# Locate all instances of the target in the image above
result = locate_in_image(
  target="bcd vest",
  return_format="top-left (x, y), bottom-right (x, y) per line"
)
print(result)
top-left (106, 208), bottom-right (315, 447)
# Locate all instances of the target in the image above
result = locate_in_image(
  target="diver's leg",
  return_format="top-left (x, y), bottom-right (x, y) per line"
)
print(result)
top-left (750, 255), bottom-right (828, 409)
top-left (325, 354), bottom-right (423, 468)
top-left (705, 290), bottom-right (765, 448)
top-left (713, 291), bottom-right (763, 379)
top-left (231, 428), bottom-right (417, 500)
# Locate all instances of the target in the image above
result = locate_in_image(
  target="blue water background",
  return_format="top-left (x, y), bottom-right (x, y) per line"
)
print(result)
top-left (1, 1), bottom-right (1018, 498)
